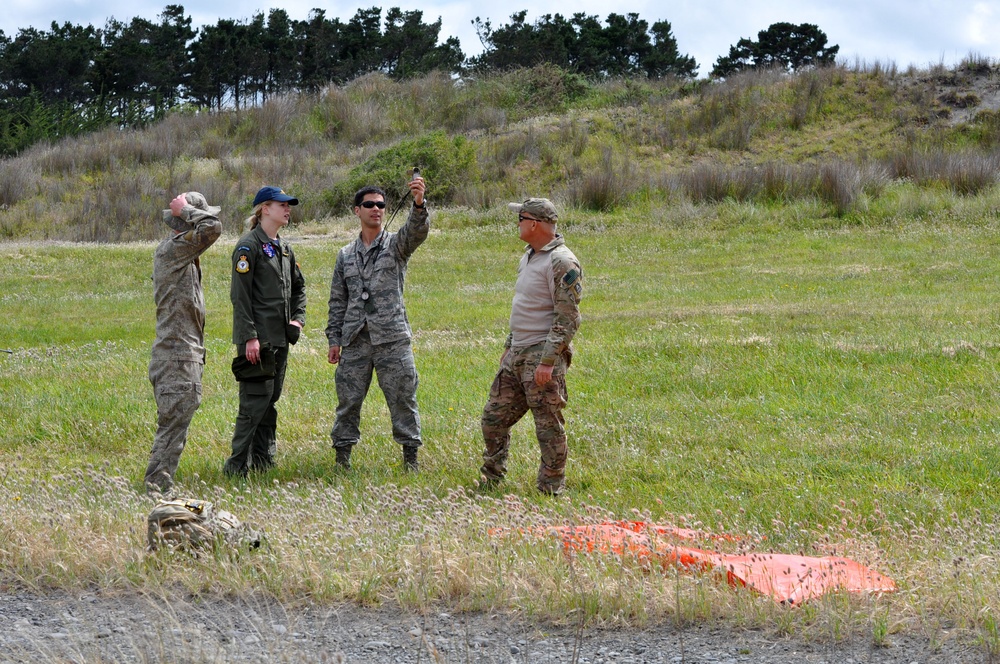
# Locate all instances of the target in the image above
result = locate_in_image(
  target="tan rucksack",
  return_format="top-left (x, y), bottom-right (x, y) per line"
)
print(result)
top-left (146, 498), bottom-right (261, 552)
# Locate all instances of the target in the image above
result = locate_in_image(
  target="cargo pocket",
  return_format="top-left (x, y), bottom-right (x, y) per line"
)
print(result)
top-left (244, 380), bottom-right (272, 397)
top-left (543, 376), bottom-right (567, 409)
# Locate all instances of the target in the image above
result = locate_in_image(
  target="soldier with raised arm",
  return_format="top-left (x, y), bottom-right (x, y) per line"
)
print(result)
top-left (145, 192), bottom-right (222, 494)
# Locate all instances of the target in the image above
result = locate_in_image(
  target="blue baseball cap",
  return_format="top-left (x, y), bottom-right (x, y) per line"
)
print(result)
top-left (252, 186), bottom-right (299, 207)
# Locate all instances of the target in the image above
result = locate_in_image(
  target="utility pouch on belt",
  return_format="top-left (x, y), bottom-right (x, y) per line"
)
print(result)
top-left (231, 344), bottom-right (276, 382)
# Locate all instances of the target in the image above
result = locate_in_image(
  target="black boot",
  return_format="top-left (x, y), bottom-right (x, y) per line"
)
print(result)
top-left (403, 446), bottom-right (419, 472)
top-left (335, 445), bottom-right (353, 470)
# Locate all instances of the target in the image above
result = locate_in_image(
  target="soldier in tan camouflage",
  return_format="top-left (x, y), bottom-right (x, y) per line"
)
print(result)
top-left (325, 177), bottom-right (429, 472)
top-left (145, 192), bottom-right (222, 494)
top-left (480, 198), bottom-right (583, 495)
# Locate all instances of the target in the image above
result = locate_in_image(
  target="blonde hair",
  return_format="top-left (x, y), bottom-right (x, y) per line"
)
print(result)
top-left (247, 203), bottom-right (265, 230)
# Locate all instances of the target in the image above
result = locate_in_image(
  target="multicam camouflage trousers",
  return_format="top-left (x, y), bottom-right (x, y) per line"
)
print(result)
top-left (145, 359), bottom-right (203, 492)
top-left (331, 326), bottom-right (421, 449)
top-left (224, 345), bottom-right (289, 477)
top-left (480, 344), bottom-right (569, 494)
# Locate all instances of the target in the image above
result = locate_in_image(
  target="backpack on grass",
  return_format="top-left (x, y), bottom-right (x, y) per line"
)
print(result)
top-left (147, 498), bottom-right (262, 552)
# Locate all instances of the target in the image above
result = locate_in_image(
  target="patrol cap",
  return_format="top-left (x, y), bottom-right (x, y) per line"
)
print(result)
top-left (161, 191), bottom-right (222, 232)
top-left (253, 186), bottom-right (299, 207)
top-left (507, 197), bottom-right (558, 222)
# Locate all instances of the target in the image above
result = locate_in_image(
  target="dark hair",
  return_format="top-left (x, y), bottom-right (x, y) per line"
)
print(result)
top-left (354, 185), bottom-right (386, 208)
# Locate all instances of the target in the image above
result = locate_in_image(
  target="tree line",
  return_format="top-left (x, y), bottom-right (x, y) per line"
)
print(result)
top-left (0, 4), bottom-right (837, 156)
top-left (470, 11), bottom-right (695, 78)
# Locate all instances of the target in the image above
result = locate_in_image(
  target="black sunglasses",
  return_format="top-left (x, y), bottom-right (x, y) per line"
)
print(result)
top-left (518, 215), bottom-right (539, 223)
top-left (360, 200), bottom-right (387, 209)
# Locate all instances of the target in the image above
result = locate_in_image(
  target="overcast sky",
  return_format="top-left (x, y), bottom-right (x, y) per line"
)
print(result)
top-left (3, 0), bottom-right (996, 76)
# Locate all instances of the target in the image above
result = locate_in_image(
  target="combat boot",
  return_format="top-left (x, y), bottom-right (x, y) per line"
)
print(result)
top-left (403, 445), bottom-right (419, 472)
top-left (335, 445), bottom-right (353, 470)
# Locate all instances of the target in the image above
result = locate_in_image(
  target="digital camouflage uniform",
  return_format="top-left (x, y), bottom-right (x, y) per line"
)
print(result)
top-left (224, 224), bottom-right (306, 476)
top-left (481, 234), bottom-right (583, 494)
top-left (325, 204), bottom-right (429, 456)
top-left (145, 194), bottom-right (222, 493)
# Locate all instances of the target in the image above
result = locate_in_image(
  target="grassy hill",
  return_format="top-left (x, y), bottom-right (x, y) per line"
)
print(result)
top-left (0, 57), bottom-right (998, 242)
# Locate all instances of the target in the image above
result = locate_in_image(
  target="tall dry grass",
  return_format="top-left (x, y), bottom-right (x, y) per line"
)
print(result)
top-left (669, 153), bottom-right (994, 215)
top-left (565, 147), bottom-right (638, 212)
top-left (891, 150), bottom-right (1000, 195)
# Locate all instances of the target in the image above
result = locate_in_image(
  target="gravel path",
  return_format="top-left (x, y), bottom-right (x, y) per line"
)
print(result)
top-left (0, 591), bottom-right (983, 663)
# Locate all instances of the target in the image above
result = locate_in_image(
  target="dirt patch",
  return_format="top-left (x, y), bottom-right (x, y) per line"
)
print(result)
top-left (903, 64), bottom-right (1000, 125)
top-left (0, 590), bottom-right (982, 663)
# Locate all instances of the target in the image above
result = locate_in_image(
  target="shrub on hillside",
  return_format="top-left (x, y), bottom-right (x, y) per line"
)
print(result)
top-left (310, 84), bottom-right (393, 145)
top-left (72, 170), bottom-right (162, 242)
top-left (959, 52), bottom-right (994, 76)
top-left (566, 148), bottom-right (637, 212)
top-left (970, 109), bottom-right (1000, 148)
top-left (694, 68), bottom-right (784, 135)
top-left (787, 69), bottom-right (832, 130)
top-left (478, 127), bottom-right (540, 182)
top-left (474, 65), bottom-right (591, 117)
top-left (938, 90), bottom-right (981, 109)
top-left (322, 131), bottom-right (479, 212)
top-left (440, 101), bottom-right (508, 133)
top-left (234, 96), bottom-right (307, 147)
top-left (0, 157), bottom-right (37, 209)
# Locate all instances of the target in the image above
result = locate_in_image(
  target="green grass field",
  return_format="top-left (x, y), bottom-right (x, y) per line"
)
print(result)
top-left (3, 194), bottom-right (1000, 645)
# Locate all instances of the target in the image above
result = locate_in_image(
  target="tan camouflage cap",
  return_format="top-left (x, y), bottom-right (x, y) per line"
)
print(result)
top-left (508, 197), bottom-right (558, 222)
top-left (161, 191), bottom-right (221, 231)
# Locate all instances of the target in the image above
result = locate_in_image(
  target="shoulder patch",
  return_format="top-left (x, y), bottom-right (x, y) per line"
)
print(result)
top-left (237, 245), bottom-right (251, 252)
top-left (236, 255), bottom-right (250, 274)
top-left (562, 268), bottom-right (580, 285)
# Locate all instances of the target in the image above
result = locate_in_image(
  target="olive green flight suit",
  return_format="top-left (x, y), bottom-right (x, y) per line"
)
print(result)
top-left (224, 224), bottom-right (306, 476)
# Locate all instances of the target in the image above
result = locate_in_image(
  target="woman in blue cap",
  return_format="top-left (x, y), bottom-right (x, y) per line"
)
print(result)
top-left (224, 186), bottom-right (307, 477)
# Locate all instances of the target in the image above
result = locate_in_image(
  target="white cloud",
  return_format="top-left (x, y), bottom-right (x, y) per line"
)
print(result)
top-left (967, 2), bottom-right (999, 47)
